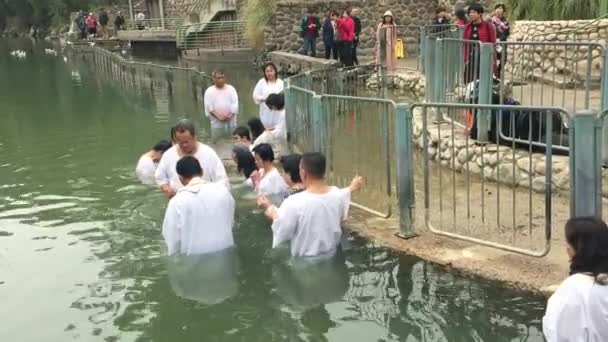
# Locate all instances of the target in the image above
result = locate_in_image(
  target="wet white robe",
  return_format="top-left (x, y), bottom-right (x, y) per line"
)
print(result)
top-left (204, 85), bottom-right (239, 129)
top-left (155, 143), bottom-right (230, 192)
top-left (246, 168), bottom-right (289, 207)
top-left (251, 109), bottom-right (288, 158)
top-left (252, 78), bottom-right (284, 127)
top-left (543, 273), bottom-right (608, 342)
top-left (271, 187), bottom-right (352, 257)
top-left (135, 155), bottom-right (157, 186)
top-left (162, 178), bottom-right (235, 256)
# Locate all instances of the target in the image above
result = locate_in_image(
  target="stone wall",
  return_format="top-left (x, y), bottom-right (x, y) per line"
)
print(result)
top-left (506, 20), bottom-right (608, 84)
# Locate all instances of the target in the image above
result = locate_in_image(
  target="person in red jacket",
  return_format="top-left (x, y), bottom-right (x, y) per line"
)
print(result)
top-left (463, 3), bottom-right (496, 83)
top-left (337, 9), bottom-right (355, 67)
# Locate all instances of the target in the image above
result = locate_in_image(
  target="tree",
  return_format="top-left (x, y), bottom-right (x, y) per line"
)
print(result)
top-left (505, 0), bottom-right (599, 20)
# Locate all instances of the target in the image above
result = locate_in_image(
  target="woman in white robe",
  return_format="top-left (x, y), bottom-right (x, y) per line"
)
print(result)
top-left (248, 143), bottom-right (289, 207)
top-left (543, 217), bottom-right (608, 342)
top-left (135, 139), bottom-right (172, 185)
top-left (253, 62), bottom-right (284, 127)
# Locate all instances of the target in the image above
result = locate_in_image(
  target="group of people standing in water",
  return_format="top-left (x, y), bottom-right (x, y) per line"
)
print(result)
top-left (135, 61), bottom-right (363, 260)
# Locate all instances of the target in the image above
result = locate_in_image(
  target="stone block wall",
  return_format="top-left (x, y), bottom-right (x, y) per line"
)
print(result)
top-left (506, 20), bottom-right (608, 83)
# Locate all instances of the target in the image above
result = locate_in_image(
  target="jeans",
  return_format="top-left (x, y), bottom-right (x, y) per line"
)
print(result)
top-left (303, 35), bottom-right (317, 57)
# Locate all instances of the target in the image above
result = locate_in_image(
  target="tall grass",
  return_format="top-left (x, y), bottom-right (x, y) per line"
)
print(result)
top-left (239, 0), bottom-right (276, 47)
top-left (505, 0), bottom-right (599, 20)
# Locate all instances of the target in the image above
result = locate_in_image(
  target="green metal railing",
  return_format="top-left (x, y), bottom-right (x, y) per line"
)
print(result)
top-left (125, 18), bottom-right (185, 31)
top-left (176, 21), bottom-right (248, 50)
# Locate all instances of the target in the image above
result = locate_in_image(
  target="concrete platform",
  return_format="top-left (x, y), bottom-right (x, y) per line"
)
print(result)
top-left (181, 48), bottom-right (254, 63)
top-left (117, 30), bottom-right (177, 42)
top-left (269, 51), bottom-right (340, 74)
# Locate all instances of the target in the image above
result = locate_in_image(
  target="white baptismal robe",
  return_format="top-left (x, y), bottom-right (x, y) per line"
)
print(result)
top-left (271, 187), bottom-right (352, 257)
top-left (246, 168), bottom-right (289, 207)
top-left (135, 155), bottom-right (157, 186)
top-left (155, 143), bottom-right (230, 191)
top-left (543, 273), bottom-right (608, 342)
top-left (162, 178), bottom-right (235, 256)
top-left (204, 85), bottom-right (239, 129)
top-left (253, 78), bottom-right (284, 127)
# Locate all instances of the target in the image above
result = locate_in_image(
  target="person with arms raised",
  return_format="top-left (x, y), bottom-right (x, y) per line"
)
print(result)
top-left (162, 156), bottom-right (235, 256)
top-left (257, 152), bottom-right (363, 258)
top-left (155, 119), bottom-right (229, 198)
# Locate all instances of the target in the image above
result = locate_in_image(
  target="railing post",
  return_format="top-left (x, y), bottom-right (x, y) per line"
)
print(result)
top-left (419, 26), bottom-right (426, 73)
top-left (433, 38), bottom-right (445, 122)
top-left (159, 0), bottom-right (166, 29)
top-left (600, 50), bottom-right (608, 165)
top-left (128, 0), bottom-right (134, 20)
top-left (424, 36), bottom-right (435, 103)
top-left (395, 104), bottom-right (417, 238)
top-left (569, 111), bottom-right (603, 218)
top-left (311, 95), bottom-right (325, 153)
top-left (476, 43), bottom-right (494, 143)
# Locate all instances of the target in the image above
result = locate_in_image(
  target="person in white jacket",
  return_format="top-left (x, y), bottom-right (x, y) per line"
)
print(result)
top-left (543, 216), bottom-right (608, 342)
top-left (155, 119), bottom-right (229, 198)
top-left (252, 62), bottom-right (284, 127)
top-left (162, 156), bottom-right (235, 256)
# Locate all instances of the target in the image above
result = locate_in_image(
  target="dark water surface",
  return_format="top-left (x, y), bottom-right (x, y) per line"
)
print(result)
top-left (0, 39), bottom-right (547, 342)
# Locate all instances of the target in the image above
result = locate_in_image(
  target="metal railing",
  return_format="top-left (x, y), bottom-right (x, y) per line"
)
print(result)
top-left (125, 18), bottom-right (184, 31)
top-left (176, 21), bottom-right (248, 50)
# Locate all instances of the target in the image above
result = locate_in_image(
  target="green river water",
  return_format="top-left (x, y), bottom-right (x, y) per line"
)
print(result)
top-left (0, 39), bottom-right (547, 342)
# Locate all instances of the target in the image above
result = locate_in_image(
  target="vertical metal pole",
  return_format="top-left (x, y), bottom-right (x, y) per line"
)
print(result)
top-left (419, 27), bottom-right (426, 73)
top-left (569, 111), bottom-right (603, 218)
top-left (434, 38), bottom-right (445, 122)
top-left (424, 37), bottom-right (435, 103)
top-left (129, 0), bottom-right (134, 20)
top-left (476, 43), bottom-right (494, 142)
top-left (395, 104), bottom-right (417, 238)
top-left (311, 95), bottom-right (324, 153)
top-left (337, 68), bottom-right (345, 96)
top-left (159, 0), bottom-right (165, 29)
top-left (600, 51), bottom-right (608, 165)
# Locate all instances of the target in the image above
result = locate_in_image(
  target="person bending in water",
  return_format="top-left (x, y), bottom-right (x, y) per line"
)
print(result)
top-left (162, 156), bottom-right (235, 256)
top-left (248, 143), bottom-right (289, 206)
top-left (232, 144), bottom-right (257, 180)
top-left (257, 152), bottom-right (363, 258)
top-left (136, 139), bottom-right (172, 185)
top-left (232, 126), bottom-right (253, 150)
top-left (156, 119), bottom-right (229, 198)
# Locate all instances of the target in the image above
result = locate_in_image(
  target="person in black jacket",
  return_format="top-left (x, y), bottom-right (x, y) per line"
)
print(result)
top-left (351, 8), bottom-right (362, 65)
top-left (322, 11), bottom-right (339, 60)
top-left (98, 9), bottom-right (109, 39)
top-left (114, 11), bottom-right (126, 33)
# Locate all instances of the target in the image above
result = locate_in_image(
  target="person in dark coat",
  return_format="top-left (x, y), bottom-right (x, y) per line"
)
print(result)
top-left (322, 11), bottom-right (339, 60)
top-left (351, 8), bottom-right (362, 65)
top-left (114, 11), bottom-right (126, 33)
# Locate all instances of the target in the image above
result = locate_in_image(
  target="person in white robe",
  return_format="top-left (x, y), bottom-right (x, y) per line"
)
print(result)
top-left (135, 139), bottom-right (172, 185)
top-left (253, 62), bottom-right (284, 127)
top-left (204, 70), bottom-right (239, 141)
top-left (543, 216), bottom-right (608, 342)
top-left (155, 119), bottom-right (229, 198)
top-left (162, 156), bottom-right (235, 256)
top-left (257, 152), bottom-right (364, 258)
top-left (247, 143), bottom-right (288, 207)
top-left (250, 94), bottom-right (288, 158)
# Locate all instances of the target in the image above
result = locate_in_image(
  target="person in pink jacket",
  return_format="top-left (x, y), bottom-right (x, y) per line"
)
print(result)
top-left (85, 13), bottom-right (98, 39)
top-left (337, 9), bottom-right (355, 67)
top-left (375, 11), bottom-right (399, 72)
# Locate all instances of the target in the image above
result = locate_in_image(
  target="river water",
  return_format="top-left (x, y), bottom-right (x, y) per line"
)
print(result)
top-left (0, 39), bottom-right (547, 342)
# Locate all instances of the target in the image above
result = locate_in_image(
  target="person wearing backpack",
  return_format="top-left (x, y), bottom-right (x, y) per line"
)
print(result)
top-left (299, 8), bottom-right (321, 57)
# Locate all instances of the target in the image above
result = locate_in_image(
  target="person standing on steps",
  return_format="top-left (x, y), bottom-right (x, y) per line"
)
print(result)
top-left (98, 9), bottom-right (109, 39)
top-left (375, 11), bottom-right (398, 72)
top-left (351, 8), bottom-right (362, 65)
top-left (300, 8), bottom-right (321, 57)
top-left (114, 11), bottom-right (126, 34)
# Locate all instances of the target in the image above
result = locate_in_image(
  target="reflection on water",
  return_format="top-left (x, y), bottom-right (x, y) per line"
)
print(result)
top-left (0, 39), bottom-right (546, 341)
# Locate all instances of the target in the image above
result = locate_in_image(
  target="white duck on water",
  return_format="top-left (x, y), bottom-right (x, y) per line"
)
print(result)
top-left (10, 50), bottom-right (27, 59)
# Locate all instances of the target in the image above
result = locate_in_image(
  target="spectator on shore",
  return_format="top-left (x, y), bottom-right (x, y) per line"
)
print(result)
top-left (322, 11), bottom-right (339, 60)
top-left (136, 139), bottom-right (172, 186)
top-left (98, 9), bottom-right (109, 39)
top-left (455, 8), bottom-right (467, 26)
top-left (85, 13), bottom-right (98, 39)
top-left (463, 3), bottom-right (496, 82)
top-left (375, 11), bottom-right (398, 72)
top-left (431, 5), bottom-right (450, 34)
top-left (299, 8), bottom-right (321, 57)
top-left (162, 156), bottom-right (235, 256)
top-left (543, 217), bottom-right (608, 342)
top-left (75, 11), bottom-right (87, 39)
top-left (114, 11), bottom-right (126, 33)
top-left (232, 144), bottom-right (257, 180)
top-left (253, 62), bottom-right (284, 125)
top-left (136, 11), bottom-right (146, 30)
top-left (204, 70), bottom-right (239, 142)
top-left (337, 9), bottom-right (355, 67)
top-left (351, 8), bottom-right (362, 65)
top-left (232, 126), bottom-right (253, 150)
top-left (257, 152), bottom-right (364, 258)
top-left (492, 4), bottom-right (510, 74)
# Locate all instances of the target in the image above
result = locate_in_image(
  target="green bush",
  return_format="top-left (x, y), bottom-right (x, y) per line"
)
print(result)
top-left (239, 0), bottom-right (276, 47)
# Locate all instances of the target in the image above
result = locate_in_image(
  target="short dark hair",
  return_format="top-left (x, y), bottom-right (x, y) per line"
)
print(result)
top-left (153, 139), bottom-right (172, 152)
top-left (280, 154), bottom-right (303, 183)
top-left (233, 126), bottom-right (251, 141)
top-left (174, 119), bottom-right (196, 137)
top-left (455, 8), bottom-right (467, 21)
top-left (247, 118), bottom-right (265, 140)
top-left (265, 93), bottom-right (285, 110)
top-left (331, 11), bottom-right (339, 17)
top-left (170, 125), bottom-right (177, 141)
top-left (176, 156), bottom-right (203, 179)
top-left (494, 3), bottom-right (507, 11)
top-left (232, 144), bottom-right (257, 179)
top-left (212, 69), bottom-right (225, 78)
top-left (263, 62), bottom-right (278, 81)
top-left (565, 217), bottom-right (608, 284)
top-left (252, 143), bottom-right (274, 163)
top-left (468, 3), bottom-right (484, 15)
top-left (301, 152), bottom-right (326, 179)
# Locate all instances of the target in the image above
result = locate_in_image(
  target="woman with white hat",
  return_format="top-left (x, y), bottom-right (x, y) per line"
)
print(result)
top-left (375, 10), bottom-right (399, 72)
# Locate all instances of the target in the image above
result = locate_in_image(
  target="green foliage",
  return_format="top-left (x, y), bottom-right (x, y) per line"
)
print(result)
top-left (505, 0), bottom-right (600, 20)
top-left (239, 0), bottom-right (276, 46)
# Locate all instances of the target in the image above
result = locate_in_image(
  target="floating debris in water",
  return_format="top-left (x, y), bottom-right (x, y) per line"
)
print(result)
top-left (9, 50), bottom-right (27, 59)
top-left (44, 48), bottom-right (58, 56)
